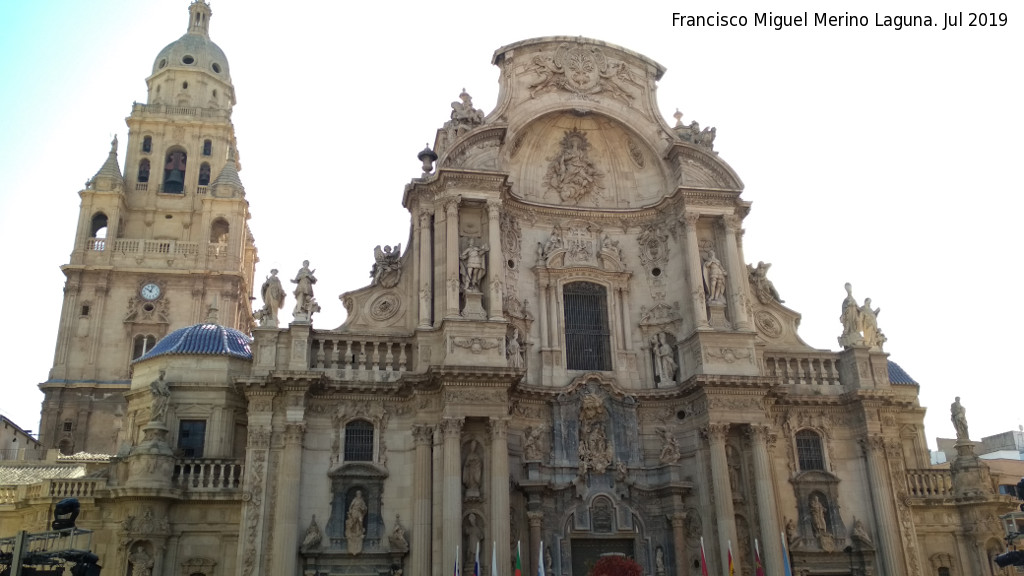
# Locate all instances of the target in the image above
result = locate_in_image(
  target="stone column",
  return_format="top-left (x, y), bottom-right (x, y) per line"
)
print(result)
top-left (681, 212), bottom-right (710, 329)
top-left (489, 418), bottom-right (511, 574)
top-left (527, 511), bottom-right (543, 576)
top-left (747, 425), bottom-right (783, 576)
top-left (538, 282), bottom-right (549, 348)
top-left (271, 422), bottom-right (305, 576)
top-left (444, 198), bottom-right (461, 318)
top-left (418, 209), bottom-right (433, 328)
top-left (703, 423), bottom-right (739, 574)
top-left (720, 215), bottom-right (752, 330)
top-left (861, 435), bottom-right (905, 576)
top-left (411, 425), bottom-right (434, 576)
top-left (618, 287), bottom-right (632, 351)
top-left (237, 391), bottom-right (275, 576)
top-left (486, 201), bottom-right (505, 320)
top-left (442, 418), bottom-right (465, 575)
top-left (669, 512), bottom-right (689, 576)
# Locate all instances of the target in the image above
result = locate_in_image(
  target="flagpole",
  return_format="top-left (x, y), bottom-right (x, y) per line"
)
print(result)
top-left (492, 541), bottom-right (498, 576)
top-left (456, 545), bottom-right (461, 576)
top-left (538, 540), bottom-right (545, 576)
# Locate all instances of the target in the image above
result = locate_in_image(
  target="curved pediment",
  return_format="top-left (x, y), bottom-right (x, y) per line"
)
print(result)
top-left (328, 461), bottom-right (389, 479)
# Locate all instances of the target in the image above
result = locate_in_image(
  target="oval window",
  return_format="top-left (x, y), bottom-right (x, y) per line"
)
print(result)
top-left (182, 55), bottom-right (195, 65)
top-left (211, 63), bottom-right (221, 73)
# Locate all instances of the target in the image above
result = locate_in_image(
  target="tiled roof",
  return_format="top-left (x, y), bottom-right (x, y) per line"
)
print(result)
top-left (0, 465), bottom-right (86, 485)
top-left (887, 360), bottom-right (918, 385)
top-left (136, 323), bottom-right (252, 363)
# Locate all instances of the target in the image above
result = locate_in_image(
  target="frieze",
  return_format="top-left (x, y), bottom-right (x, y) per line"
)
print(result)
top-left (707, 396), bottom-right (761, 411)
top-left (704, 347), bottom-right (753, 364)
top-left (445, 388), bottom-right (508, 404)
top-left (449, 336), bottom-right (502, 354)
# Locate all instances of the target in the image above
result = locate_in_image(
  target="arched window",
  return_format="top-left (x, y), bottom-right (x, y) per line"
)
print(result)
top-left (90, 213), bottom-right (108, 238)
top-left (210, 218), bottom-right (229, 243)
top-left (198, 162), bottom-right (211, 186)
top-left (203, 139), bottom-right (212, 156)
top-left (563, 282), bottom-right (611, 371)
top-left (133, 334), bottom-right (157, 360)
top-left (137, 159), bottom-right (150, 183)
top-left (344, 420), bottom-right (374, 462)
top-left (163, 148), bottom-right (187, 193)
top-left (796, 430), bottom-right (825, 471)
top-left (142, 136), bottom-right (152, 153)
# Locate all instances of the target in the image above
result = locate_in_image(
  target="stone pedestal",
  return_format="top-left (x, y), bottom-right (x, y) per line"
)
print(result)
top-left (126, 421), bottom-right (175, 489)
top-left (707, 301), bottom-right (728, 329)
top-left (950, 441), bottom-right (993, 499)
top-left (462, 290), bottom-right (486, 319)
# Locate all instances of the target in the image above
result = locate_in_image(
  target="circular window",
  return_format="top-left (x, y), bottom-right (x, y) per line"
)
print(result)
top-left (143, 303), bottom-right (155, 313)
top-left (507, 259), bottom-right (516, 269)
top-left (676, 410), bottom-right (686, 420)
top-left (211, 63), bottom-right (221, 73)
top-left (158, 58), bottom-right (167, 69)
top-left (651, 267), bottom-right (662, 277)
top-left (182, 55), bottom-right (195, 65)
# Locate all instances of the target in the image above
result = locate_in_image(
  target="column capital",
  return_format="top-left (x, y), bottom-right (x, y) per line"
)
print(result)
top-left (721, 214), bottom-right (742, 232)
top-left (487, 417), bottom-right (510, 439)
top-left (440, 417), bottom-right (464, 438)
top-left (444, 196), bottom-right (462, 216)
top-left (283, 423), bottom-right (305, 445)
top-left (667, 511), bottom-right (687, 527)
top-left (486, 199), bottom-right (502, 217)
top-left (412, 424), bottom-right (435, 444)
top-left (526, 511), bottom-right (544, 527)
top-left (419, 208), bottom-right (434, 227)
top-left (858, 434), bottom-right (887, 454)
top-left (681, 211), bottom-right (700, 228)
top-left (746, 424), bottom-right (775, 445)
top-left (701, 423), bottom-right (730, 443)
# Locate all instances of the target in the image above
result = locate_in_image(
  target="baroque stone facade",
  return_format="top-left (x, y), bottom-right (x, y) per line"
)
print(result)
top-left (0, 6), bottom-right (1014, 576)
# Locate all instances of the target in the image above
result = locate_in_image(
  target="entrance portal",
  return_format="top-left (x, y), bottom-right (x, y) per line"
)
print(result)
top-left (570, 538), bottom-right (635, 576)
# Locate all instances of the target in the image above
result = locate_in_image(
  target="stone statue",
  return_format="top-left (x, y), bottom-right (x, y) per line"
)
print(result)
top-left (371, 244), bottom-right (403, 288)
top-left (859, 298), bottom-right (885, 349)
top-left (523, 426), bottom-right (544, 461)
top-left (653, 332), bottom-right (677, 384)
top-left (256, 269), bottom-right (286, 326)
top-left (696, 126), bottom-right (717, 149)
top-left (149, 370), bottom-right (170, 424)
top-left (655, 546), bottom-right (666, 576)
top-left (702, 250), bottom-right (727, 303)
top-left (544, 544), bottom-right (554, 574)
top-left (785, 517), bottom-right (797, 545)
top-left (446, 89), bottom-right (485, 138)
top-left (389, 514), bottom-right (408, 551)
top-left (838, 283), bottom-right (863, 347)
top-left (747, 261), bottom-right (783, 304)
top-left (810, 495), bottom-right (827, 535)
top-left (507, 328), bottom-right (524, 369)
top-left (129, 546), bottom-right (155, 576)
top-left (657, 426), bottom-right (681, 464)
top-left (463, 440), bottom-right (483, 495)
top-left (463, 512), bottom-right (485, 565)
top-left (345, 490), bottom-right (367, 555)
top-left (851, 517), bottom-right (872, 544)
top-left (951, 396), bottom-right (969, 441)
top-left (543, 228), bottom-right (564, 257)
top-left (291, 260), bottom-right (319, 318)
top-left (459, 239), bottom-right (489, 292)
top-left (545, 129), bottom-right (604, 205)
top-left (301, 515), bottom-right (323, 551)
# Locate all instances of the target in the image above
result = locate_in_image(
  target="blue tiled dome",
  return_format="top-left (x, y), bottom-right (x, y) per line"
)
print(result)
top-left (136, 324), bottom-right (252, 363)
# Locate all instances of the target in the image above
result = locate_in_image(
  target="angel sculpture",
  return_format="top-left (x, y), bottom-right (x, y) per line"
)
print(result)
top-left (371, 244), bottom-right (403, 288)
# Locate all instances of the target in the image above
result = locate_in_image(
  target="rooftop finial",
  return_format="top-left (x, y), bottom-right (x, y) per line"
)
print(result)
top-left (188, 0), bottom-right (212, 36)
top-left (673, 109), bottom-right (683, 128)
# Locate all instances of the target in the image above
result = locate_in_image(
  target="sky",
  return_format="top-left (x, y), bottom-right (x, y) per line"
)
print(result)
top-left (0, 1), bottom-right (1020, 449)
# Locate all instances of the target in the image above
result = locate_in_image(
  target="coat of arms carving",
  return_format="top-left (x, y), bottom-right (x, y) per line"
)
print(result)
top-left (528, 43), bottom-right (636, 105)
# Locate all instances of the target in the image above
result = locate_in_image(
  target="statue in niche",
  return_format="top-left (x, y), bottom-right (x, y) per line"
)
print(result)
top-left (747, 261), bottom-right (783, 304)
top-left (545, 129), bottom-right (604, 205)
top-left (545, 544), bottom-right (554, 574)
top-left (652, 332), bottom-right (677, 385)
top-left (345, 490), bottom-right (367, 555)
top-left (657, 426), bottom-right (680, 464)
top-left (463, 440), bottom-right (484, 497)
top-left (578, 390), bottom-right (613, 473)
top-left (810, 495), bottom-right (828, 535)
top-left (523, 426), bottom-right (544, 461)
top-left (784, 517), bottom-right (798, 545)
top-left (389, 514), bottom-right (408, 551)
top-left (301, 515), bottom-right (323, 552)
top-left (463, 513), bottom-right (485, 565)
top-left (371, 244), bottom-right (403, 288)
top-left (149, 370), bottom-right (170, 424)
top-left (951, 396), bottom-right (969, 441)
top-left (655, 546), bottom-right (666, 576)
top-left (702, 250), bottom-right (727, 303)
top-left (507, 328), bottom-right (524, 369)
top-left (459, 238), bottom-right (489, 292)
top-left (291, 260), bottom-right (320, 318)
top-left (446, 89), bottom-right (485, 139)
top-left (129, 546), bottom-right (154, 576)
top-left (255, 269), bottom-right (285, 327)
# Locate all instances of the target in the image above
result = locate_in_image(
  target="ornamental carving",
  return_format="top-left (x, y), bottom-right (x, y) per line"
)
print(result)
top-left (578, 388), bottom-right (613, 474)
top-left (754, 310), bottom-right (783, 338)
top-left (527, 43), bottom-right (637, 105)
top-left (449, 336), bottom-right (501, 354)
top-left (370, 244), bottom-right (403, 289)
top-left (124, 295), bottom-right (170, 324)
top-left (544, 130), bottom-right (604, 205)
top-left (637, 226), bottom-right (669, 268)
top-left (369, 292), bottom-right (401, 321)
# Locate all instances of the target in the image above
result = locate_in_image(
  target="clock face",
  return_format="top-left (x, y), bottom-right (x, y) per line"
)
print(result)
top-left (141, 283), bottom-right (161, 301)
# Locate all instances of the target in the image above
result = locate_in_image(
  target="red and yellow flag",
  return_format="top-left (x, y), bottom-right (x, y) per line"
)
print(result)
top-left (727, 540), bottom-right (734, 576)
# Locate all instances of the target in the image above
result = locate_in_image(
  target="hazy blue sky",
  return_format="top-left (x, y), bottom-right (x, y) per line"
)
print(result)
top-left (1, 0), bottom-right (1020, 448)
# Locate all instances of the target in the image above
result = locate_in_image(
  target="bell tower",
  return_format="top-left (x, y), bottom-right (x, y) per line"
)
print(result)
top-left (39, 0), bottom-right (257, 454)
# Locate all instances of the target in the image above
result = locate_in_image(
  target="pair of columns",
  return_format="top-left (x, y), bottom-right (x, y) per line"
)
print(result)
top-left (680, 212), bottom-right (751, 331)
top-left (412, 417), bottom-right (511, 576)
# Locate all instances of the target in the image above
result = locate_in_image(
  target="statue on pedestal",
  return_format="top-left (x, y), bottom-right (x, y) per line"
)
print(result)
top-left (459, 239), bottom-right (489, 292)
top-left (255, 269), bottom-right (285, 326)
top-left (951, 396), bottom-right (969, 441)
top-left (702, 250), bottom-right (727, 303)
top-left (291, 260), bottom-right (319, 319)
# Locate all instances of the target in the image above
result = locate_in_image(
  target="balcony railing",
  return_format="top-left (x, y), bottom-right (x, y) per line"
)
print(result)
top-left (23, 478), bottom-right (104, 500)
top-left (763, 352), bottom-right (841, 387)
top-left (906, 469), bottom-right (953, 498)
top-left (310, 334), bottom-right (414, 382)
top-left (84, 238), bottom-right (201, 258)
top-left (172, 458), bottom-right (244, 491)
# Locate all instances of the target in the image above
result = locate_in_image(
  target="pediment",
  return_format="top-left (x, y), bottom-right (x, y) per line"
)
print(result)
top-left (328, 461), bottom-right (389, 479)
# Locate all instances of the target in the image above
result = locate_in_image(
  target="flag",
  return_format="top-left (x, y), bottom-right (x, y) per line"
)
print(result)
top-left (699, 537), bottom-right (709, 576)
top-left (492, 541), bottom-right (498, 576)
top-left (514, 541), bottom-right (523, 576)
top-left (781, 531), bottom-right (794, 576)
top-left (727, 540), bottom-right (734, 576)
top-left (538, 541), bottom-right (546, 576)
top-left (455, 545), bottom-right (461, 576)
top-left (475, 541), bottom-right (481, 576)
top-left (754, 539), bottom-right (765, 576)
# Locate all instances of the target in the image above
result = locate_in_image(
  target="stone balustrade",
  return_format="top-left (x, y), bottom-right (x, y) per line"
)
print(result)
top-left (763, 352), bottom-right (841, 387)
top-left (22, 478), bottom-right (104, 500)
top-left (906, 469), bottom-right (953, 498)
top-left (310, 333), bottom-right (414, 382)
top-left (0, 485), bottom-right (17, 504)
top-left (173, 458), bottom-right (244, 491)
top-left (84, 238), bottom-right (201, 258)
top-left (131, 102), bottom-right (231, 119)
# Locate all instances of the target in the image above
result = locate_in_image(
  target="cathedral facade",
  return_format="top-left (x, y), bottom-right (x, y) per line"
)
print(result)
top-left (0, 3), bottom-right (1013, 576)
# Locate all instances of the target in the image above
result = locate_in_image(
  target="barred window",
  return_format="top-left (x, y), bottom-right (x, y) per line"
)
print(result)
top-left (796, 430), bottom-right (825, 471)
top-left (563, 282), bottom-right (612, 371)
top-left (344, 420), bottom-right (375, 462)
